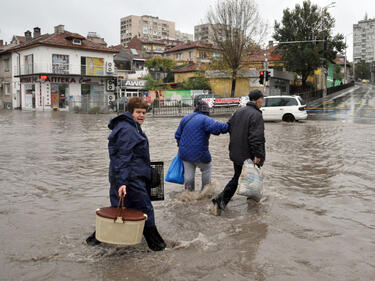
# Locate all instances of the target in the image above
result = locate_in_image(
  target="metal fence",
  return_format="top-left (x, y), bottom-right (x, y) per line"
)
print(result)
top-left (67, 94), bottom-right (110, 114)
top-left (295, 81), bottom-right (355, 105)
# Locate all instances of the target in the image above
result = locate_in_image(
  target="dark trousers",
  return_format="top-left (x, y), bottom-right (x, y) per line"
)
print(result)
top-left (219, 162), bottom-right (243, 207)
top-left (110, 178), bottom-right (155, 227)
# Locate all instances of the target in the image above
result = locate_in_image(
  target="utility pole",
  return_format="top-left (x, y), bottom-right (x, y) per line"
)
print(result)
top-left (264, 53), bottom-right (268, 95)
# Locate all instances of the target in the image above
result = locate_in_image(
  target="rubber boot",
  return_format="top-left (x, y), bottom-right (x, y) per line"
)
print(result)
top-left (86, 231), bottom-right (101, 246)
top-left (212, 193), bottom-right (226, 216)
top-left (143, 226), bottom-right (166, 251)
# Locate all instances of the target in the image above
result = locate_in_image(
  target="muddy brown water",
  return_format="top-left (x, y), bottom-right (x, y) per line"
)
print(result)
top-left (0, 107), bottom-right (374, 281)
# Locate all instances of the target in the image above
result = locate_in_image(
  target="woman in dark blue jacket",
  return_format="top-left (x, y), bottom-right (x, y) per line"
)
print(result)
top-left (175, 101), bottom-right (228, 191)
top-left (87, 97), bottom-right (165, 251)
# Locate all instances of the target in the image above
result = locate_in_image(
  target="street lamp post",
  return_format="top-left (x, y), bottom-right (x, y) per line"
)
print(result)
top-left (320, 2), bottom-right (335, 97)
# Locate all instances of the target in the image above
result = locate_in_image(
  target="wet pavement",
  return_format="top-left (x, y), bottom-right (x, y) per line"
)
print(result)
top-left (1, 86), bottom-right (375, 280)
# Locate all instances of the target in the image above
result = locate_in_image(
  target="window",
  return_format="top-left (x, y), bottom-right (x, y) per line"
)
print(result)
top-left (265, 97), bottom-right (282, 107)
top-left (4, 83), bottom-right (10, 95)
top-left (52, 54), bottom-right (69, 74)
top-left (189, 51), bottom-right (193, 60)
top-left (24, 55), bottom-right (33, 74)
top-left (72, 39), bottom-right (82, 45)
top-left (4, 59), bottom-right (9, 72)
top-left (81, 57), bottom-right (104, 76)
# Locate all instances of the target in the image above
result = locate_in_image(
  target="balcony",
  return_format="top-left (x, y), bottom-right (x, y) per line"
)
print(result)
top-left (14, 63), bottom-right (108, 77)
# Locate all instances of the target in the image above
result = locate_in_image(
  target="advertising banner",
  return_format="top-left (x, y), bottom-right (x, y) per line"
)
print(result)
top-left (86, 57), bottom-right (104, 76)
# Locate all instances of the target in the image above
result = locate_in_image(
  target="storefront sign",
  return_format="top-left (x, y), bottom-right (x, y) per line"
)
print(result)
top-left (120, 79), bottom-right (147, 89)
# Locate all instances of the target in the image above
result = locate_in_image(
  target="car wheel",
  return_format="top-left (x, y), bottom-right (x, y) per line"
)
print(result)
top-left (282, 113), bottom-right (295, 122)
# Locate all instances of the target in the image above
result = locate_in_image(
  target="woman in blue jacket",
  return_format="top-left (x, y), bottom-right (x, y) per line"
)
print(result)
top-left (87, 97), bottom-right (165, 251)
top-left (175, 100), bottom-right (228, 191)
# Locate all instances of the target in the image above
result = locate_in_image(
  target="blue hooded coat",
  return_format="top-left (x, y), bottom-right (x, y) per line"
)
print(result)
top-left (175, 112), bottom-right (228, 163)
top-left (108, 112), bottom-right (155, 227)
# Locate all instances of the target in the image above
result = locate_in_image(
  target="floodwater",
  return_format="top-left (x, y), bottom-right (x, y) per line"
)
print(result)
top-left (1, 89), bottom-right (375, 280)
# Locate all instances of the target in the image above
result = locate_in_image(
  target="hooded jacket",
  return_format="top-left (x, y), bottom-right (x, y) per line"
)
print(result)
top-left (228, 102), bottom-right (265, 166)
top-left (175, 112), bottom-right (228, 163)
top-left (108, 112), bottom-right (151, 189)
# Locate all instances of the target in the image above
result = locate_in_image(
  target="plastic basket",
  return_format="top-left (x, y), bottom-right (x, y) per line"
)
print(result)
top-left (150, 161), bottom-right (164, 201)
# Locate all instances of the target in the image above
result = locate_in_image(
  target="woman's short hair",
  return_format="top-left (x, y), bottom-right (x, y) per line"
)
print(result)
top-left (126, 97), bottom-right (149, 113)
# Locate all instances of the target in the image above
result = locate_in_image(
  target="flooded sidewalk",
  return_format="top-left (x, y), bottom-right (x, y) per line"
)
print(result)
top-left (0, 110), bottom-right (374, 280)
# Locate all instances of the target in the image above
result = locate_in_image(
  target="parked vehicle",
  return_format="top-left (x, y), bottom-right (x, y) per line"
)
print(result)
top-left (260, 96), bottom-right (307, 122)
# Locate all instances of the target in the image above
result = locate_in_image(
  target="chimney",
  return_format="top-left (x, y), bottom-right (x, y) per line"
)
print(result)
top-left (0, 40), bottom-right (3, 47)
top-left (268, 40), bottom-right (274, 48)
top-left (54, 25), bottom-right (65, 34)
top-left (33, 27), bottom-right (41, 38)
top-left (25, 30), bottom-right (32, 41)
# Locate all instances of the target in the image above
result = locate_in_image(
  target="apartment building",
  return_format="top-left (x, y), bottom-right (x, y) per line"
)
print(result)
top-left (175, 30), bottom-right (193, 43)
top-left (120, 15), bottom-right (175, 45)
top-left (194, 23), bottom-right (225, 44)
top-left (353, 17), bottom-right (375, 63)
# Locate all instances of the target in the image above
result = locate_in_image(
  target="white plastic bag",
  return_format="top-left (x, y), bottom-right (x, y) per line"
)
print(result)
top-left (237, 159), bottom-right (263, 202)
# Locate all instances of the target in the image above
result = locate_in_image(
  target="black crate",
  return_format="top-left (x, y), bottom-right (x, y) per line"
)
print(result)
top-left (150, 161), bottom-right (164, 201)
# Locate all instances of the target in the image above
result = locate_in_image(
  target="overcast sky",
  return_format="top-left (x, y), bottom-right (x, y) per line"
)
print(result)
top-left (1, 0), bottom-right (374, 60)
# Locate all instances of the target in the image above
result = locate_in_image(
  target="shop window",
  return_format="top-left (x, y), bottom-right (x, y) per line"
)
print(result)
top-left (52, 54), bottom-right (69, 74)
top-left (25, 84), bottom-right (35, 108)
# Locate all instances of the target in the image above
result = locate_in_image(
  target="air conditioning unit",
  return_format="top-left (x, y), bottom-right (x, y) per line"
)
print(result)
top-left (106, 62), bottom-right (114, 74)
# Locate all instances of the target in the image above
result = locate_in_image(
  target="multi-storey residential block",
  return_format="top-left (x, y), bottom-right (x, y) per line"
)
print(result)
top-left (194, 23), bottom-right (225, 45)
top-left (353, 17), bottom-right (375, 63)
top-left (0, 25), bottom-right (117, 111)
top-left (175, 30), bottom-right (193, 43)
top-left (120, 15), bottom-right (175, 45)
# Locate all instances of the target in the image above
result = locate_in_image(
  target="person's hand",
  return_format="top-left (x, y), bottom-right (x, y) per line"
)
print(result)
top-left (253, 157), bottom-right (261, 165)
top-left (118, 185), bottom-right (126, 197)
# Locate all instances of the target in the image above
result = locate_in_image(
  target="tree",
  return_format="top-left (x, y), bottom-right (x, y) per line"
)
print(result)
top-left (333, 64), bottom-right (343, 85)
top-left (207, 0), bottom-right (266, 97)
top-left (273, 0), bottom-right (345, 87)
top-left (145, 57), bottom-right (176, 72)
top-left (354, 60), bottom-right (370, 80)
top-left (177, 76), bottom-right (211, 90)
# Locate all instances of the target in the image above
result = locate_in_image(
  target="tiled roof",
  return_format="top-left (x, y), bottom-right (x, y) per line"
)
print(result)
top-left (249, 46), bottom-right (282, 62)
top-left (9, 31), bottom-right (117, 53)
top-left (15, 36), bottom-right (26, 43)
top-left (165, 42), bottom-right (221, 53)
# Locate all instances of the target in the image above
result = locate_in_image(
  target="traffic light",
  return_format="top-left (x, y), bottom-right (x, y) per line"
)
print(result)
top-left (40, 75), bottom-right (48, 81)
top-left (259, 71), bottom-right (264, 84)
top-left (265, 71), bottom-right (271, 81)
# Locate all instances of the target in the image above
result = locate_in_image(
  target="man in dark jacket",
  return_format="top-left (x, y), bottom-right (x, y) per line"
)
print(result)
top-left (175, 101), bottom-right (228, 191)
top-left (212, 90), bottom-right (265, 215)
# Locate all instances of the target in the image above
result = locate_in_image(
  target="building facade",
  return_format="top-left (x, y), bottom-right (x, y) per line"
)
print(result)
top-left (353, 17), bottom-right (375, 63)
top-left (120, 15), bottom-right (176, 45)
top-left (194, 24), bottom-right (225, 45)
top-left (4, 25), bottom-right (117, 111)
top-left (175, 30), bottom-right (193, 43)
top-left (164, 42), bottom-right (221, 63)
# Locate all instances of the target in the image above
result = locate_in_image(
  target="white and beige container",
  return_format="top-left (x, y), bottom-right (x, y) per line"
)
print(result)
top-left (95, 205), bottom-right (147, 245)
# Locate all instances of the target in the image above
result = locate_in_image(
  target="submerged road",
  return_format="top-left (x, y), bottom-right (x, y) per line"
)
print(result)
top-left (0, 91), bottom-right (374, 280)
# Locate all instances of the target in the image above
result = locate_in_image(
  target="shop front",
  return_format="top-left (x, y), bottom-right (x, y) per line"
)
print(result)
top-left (118, 79), bottom-right (147, 99)
top-left (18, 75), bottom-right (114, 111)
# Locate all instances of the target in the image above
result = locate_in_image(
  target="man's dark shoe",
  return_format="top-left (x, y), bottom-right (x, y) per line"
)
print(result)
top-left (143, 226), bottom-right (166, 251)
top-left (212, 196), bottom-right (225, 216)
top-left (86, 231), bottom-right (101, 246)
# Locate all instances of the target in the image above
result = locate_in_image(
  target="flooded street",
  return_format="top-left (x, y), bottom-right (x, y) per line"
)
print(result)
top-left (1, 90), bottom-right (375, 280)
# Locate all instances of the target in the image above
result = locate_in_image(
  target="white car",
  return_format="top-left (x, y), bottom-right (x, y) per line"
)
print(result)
top-left (260, 95), bottom-right (307, 122)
